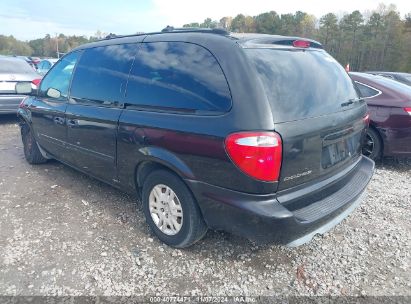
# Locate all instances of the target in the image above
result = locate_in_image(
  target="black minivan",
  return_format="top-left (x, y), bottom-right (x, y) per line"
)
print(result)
top-left (17, 28), bottom-right (374, 248)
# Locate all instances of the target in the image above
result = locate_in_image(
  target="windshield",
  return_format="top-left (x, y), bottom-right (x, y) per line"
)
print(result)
top-left (245, 48), bottom-right (359, 122)
top-left (0, 59), bottom-right (35, 74)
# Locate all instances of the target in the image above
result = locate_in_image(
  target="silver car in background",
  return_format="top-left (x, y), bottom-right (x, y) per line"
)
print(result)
top-left (0, 57), bottom-right (41, 114)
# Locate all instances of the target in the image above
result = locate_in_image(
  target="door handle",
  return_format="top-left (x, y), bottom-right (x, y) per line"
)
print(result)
top-left (54, 117), bottom-right (65, 125)
top-left (67, 119), bottom-right (78, 127)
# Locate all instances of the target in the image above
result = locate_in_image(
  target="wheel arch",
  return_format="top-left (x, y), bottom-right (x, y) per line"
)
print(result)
top-left (133, 147), bottom-right (196, 199)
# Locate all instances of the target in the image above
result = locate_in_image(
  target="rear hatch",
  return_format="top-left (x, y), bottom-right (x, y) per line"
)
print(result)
top-left (244, 43), bottom-right (368, 191)
top-left (0, 58), bottom-right (38, 94)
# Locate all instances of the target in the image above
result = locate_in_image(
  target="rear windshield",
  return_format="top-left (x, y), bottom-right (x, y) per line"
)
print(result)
top-left (0, 59), bottom-right (35, 74)
top-left (245, 49), bottom-right (359, 122)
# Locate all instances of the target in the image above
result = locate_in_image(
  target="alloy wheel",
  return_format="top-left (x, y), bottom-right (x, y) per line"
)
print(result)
top-left (362, 132), bottom-right (375, 157)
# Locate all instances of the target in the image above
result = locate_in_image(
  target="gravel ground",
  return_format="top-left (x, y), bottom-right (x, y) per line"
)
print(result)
top-left (0, 115), bottom-right (410, 297)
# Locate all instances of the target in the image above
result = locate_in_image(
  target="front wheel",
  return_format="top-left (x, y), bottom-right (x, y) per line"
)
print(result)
top-left (141, 170), bottom-right (207, 248)
top-left (21, 124), bottom-right (48, 164)
top-left (362, 128), bottom-right (382, 161)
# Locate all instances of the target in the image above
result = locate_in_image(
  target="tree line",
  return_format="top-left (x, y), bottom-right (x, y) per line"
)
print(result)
top-left (184, 3), bottom-right (410, 72)
top-left (0, 31), bottom-right (106, 58)
top-left (0, 4), bottom-right (410, 72)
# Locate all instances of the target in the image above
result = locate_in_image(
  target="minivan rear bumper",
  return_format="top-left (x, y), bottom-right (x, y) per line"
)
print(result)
top-left (187, 156), bottom-right (374, 246)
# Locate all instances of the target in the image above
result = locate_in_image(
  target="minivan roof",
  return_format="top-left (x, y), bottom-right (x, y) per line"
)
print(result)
top-left (73, 28), bottom-right (323, 51)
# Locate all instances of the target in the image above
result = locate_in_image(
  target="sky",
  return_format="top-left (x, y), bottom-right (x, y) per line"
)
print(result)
top-left (1, 0), bottom-right (410, 40)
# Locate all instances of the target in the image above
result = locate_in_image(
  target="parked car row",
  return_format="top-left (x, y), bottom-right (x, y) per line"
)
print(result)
top-left (36, 58), bottom-right (59, 75)
top-left (12, 55), bottom-right (58, 73)
top-left (15, 56), bottom-right (40, 69)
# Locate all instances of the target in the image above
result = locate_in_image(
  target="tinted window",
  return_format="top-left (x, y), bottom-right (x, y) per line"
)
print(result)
top-left (245, 49), bottom-right (359, 122)
top-left (39, 51), bottom-right (81, 101)
top-left (125, 42), bottom-right (231, 113)
top-left (70, 44), bottom-right (137, 106)
top-left (0, 58), bottom-right (35, 74)
top-left (355, 82), bottom-right (380, 98)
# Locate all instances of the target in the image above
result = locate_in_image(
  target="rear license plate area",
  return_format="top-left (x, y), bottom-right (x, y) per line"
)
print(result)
top-left (322, 132), bottom-right (361, 168)
top-left (0, 82), bottom-right (17, 92)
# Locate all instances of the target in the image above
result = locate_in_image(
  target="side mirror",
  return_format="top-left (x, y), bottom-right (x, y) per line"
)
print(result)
top-left (46, 88), bottom-right (61, 99)
top-left (15, 82), bottom-right (32, 94)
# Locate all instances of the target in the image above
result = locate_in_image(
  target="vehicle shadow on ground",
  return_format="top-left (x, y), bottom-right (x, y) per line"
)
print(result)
top-left (375, 157), bottom-right (411, 171)
top-left (20, 147), bottom-right (411, 262)
top-left (0, 114), bottom-right (18, 124)
top-left (23, 155), bottom-right (287, 262)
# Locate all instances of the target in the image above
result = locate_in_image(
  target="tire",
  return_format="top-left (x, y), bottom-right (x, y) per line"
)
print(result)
top-left (142, 169), bottom-right (207, 248)
top-left (21, 124), bottom-right (48, 164)
top-left (362, 128), bottom-right (382, 161)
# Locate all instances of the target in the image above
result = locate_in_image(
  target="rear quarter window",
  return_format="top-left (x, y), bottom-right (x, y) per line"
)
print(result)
top-left (124, 42), bottom-right (232, 114)
top-left (355, 82), bottom-right (380, 98)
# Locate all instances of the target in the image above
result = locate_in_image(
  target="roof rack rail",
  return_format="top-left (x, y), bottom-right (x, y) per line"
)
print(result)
top-left (104, 33), bottom-right (118, 39)
top-left (97, 27), bottom-right (229, 42)
top-left (161, 26), bottom-right (229, 35)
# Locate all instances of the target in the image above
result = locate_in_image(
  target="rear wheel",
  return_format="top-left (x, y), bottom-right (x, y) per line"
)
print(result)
top-left (362, 128), bottom-right (382, 160)
top-left (141, 170), bottom-right (207, 248)
top-left (21, 124), bottom-right (47, 164)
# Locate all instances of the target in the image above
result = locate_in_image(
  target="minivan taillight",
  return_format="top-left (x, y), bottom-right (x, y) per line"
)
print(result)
top-left (225, 132), bottom-right (282, 182)
top-left (404, 108), bottom-right (411, 115)
top-left (293, 40), bottom-right (310, 48)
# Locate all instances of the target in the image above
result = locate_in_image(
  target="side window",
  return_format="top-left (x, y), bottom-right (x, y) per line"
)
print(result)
top-left (125, 42), bottom-right (232, 113)
top-left (39, 52), bottom-right (81, 101)
top-left (355, 82), bottom-right (380, 98)
top-left (44, 61), bottom-right (51, 69)
top-left (69, 44), bottom-right (137, 106)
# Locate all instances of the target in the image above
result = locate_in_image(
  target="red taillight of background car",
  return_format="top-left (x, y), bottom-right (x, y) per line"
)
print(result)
top-left (225, 131), bottom-right (282, 182)
top-left (363, 113), bottom-right (370, 125)
top-left (32, 79), bottom-right (41, 87)
top-left (404, 108), bottom-right (411, 115)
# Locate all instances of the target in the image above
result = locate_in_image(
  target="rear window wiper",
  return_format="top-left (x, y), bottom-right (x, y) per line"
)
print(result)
top-left (341, 97), bottom-right (364, 107)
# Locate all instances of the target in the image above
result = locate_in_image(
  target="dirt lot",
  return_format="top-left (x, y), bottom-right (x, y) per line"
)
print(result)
top-left (0, 114), bottom-right (410, 297)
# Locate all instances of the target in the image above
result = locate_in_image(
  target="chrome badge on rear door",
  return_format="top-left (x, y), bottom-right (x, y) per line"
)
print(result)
top-left (283, 170), bottom-right (312, 182)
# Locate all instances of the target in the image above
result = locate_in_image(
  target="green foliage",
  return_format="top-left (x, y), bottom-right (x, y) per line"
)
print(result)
top-left (254, 11), bottom-right (281, 34)
top-left (1, 5), bottom-right (410, 72)
top-left (0, 35), bottom-right (33, 55)
top-left (183, 23), bottom-right (200, 28)
top-left (183, 5), bottom-right (410, 72)
top-left (0, 33), bottom-right (100, 58)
